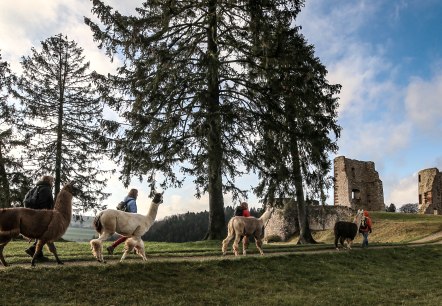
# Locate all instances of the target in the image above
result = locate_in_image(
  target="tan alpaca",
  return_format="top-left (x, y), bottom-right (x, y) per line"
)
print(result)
top-left (222, 207), bottom-right (274, 256)
top-left (90, 192), bottom-right (163, 263)
top-left (0, 182), bottom-right (80, 266)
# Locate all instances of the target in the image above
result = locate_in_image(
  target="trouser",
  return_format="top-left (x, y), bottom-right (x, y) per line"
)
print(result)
top-left (111, 236), bottom-right (128, 248)
top-left (361, 232), bottom-right (369, 247)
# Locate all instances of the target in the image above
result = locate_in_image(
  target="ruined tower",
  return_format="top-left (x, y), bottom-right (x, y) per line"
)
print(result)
top-left (418, 168), bottom-right (442, 214)
top-left (334, 156), bottom-right (384, 211)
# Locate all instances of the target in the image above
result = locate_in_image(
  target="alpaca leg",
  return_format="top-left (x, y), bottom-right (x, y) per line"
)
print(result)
top-left (255, 238), bottom-right (264, 256)
top-left (233, 234), bottom-right (241, 256)
top-left (46, 242), bottom-right (63, 265)
top-left (0, 241), bottom-right (10, 267)
top-left (222, 234), bottom-right (234, 255)
top-left (120, 249), bottom-right (130, 262)
top-left (90, 239), bottom-right (105, 263)
top-left (31, 240), bottom-right (45, 266)
top-left (135, 240), bottom-right (147, 261)
top-left (340, 237), bottom-right (345, 248)
top-left (90, 232), bottom-right (112, 263)
top-left (242, 236), bottom-right (249, 256)
top-left (334, 235), bottom-right (339, 250)
top-left (120, 238), bottom-right (134, 262)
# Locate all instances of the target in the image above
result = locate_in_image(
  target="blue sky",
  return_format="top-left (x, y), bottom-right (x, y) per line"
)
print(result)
top-left (1, 1), bottom-right (441, 218)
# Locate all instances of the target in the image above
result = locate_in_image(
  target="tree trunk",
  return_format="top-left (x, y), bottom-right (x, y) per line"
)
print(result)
top-left (204, 0), bottom-right (225, 240)
top-left (290, 138), bottom-right (317, 244)
top-left (0, 144), bottom-right (11, 208)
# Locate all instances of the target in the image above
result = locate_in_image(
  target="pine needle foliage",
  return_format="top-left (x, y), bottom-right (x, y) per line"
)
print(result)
top-left (0, 52), bottom-right (30, 208)
top-left (13, 34), bottom-right (112, 212)
top-left (246, 22), bottom-right (341, 243)
top-left (85, 0), bottom-right (305, 239)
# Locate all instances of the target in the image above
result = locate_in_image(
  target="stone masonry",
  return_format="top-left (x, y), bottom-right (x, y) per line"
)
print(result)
top-left (418, 168), bottom-right (442, 214)
top-left (264, 199), bottom-right (355, 242)
top-left (333, 156), bottom-right (384, 211)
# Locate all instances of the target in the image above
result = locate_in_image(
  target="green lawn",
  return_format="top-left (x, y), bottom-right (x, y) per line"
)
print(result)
top-left (2, 213), bottom-right (442, 305)
top-left (1, 240), bottom-right (442, 305)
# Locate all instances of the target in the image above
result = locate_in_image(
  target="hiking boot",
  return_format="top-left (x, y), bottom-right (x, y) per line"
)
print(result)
top-left (25, 247), bottom-right (35, 257)
top-left (107, 246), bottom-right (114, 255)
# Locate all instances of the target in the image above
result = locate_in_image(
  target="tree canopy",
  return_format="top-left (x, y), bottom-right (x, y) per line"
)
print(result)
top-left (0, 52), bottom-right (30, 207)
top-left (13, 34), bottom-right (112, 212)
top-left (85, 0), bottom-right (340, 239)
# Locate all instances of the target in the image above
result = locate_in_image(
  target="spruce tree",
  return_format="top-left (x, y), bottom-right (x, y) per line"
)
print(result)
top-left (249, 25), bottom-right (341, 244)
top-left (13, 34), bottom-right (111, 212)
top-left (0, 52), bottom-right (30, 208)
top-left (86, 0), bottom-right (304, 239)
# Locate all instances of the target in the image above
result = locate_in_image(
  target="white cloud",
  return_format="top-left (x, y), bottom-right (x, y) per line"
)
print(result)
top-left (405, 74), bottom-right (442, 132)
top-left (385, 174), bottom-right (418, 207)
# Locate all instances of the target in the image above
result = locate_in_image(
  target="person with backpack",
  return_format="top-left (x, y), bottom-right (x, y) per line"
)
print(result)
top-left (234, 202), bottom-right (250, 217)
top-left (233, 202), bottom-right (251, 249)
top-left (107, 188), bottom-right (138, 255)
top-left (24, 175), bottom-right (55, 259)
top-left (359, 210), bottom-right (373, 248)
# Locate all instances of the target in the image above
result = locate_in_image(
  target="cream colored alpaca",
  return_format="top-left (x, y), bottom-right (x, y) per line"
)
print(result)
top-left (90, 192), bottom-right (163, 263)
top-left (222, 207), bottom-right (274, 256)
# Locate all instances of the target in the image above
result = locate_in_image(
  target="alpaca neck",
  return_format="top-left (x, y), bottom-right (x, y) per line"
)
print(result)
top-left (354, 214), bottom-right (362, 231)
top-left (146, 202), bottom-right (160, 222)
top-left (54, 190), bottom-right (73, 223)
top-left (259, 210), bottom-right (273, 224)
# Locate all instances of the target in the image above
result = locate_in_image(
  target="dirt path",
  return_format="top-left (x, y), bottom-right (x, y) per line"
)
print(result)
top-left (3, 232), bottom-right (442, 269)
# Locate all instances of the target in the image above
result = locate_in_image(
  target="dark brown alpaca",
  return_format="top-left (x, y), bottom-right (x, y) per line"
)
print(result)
top-left (0, 181), bottom-right (80, 266)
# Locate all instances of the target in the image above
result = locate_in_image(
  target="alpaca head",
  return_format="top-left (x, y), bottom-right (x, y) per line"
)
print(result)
top-left (353, 209), bottom-right (364, 223)
top-left (152, 191), bottom-right (164, 205)
top-left (63, 181), bottom-right (82, 196)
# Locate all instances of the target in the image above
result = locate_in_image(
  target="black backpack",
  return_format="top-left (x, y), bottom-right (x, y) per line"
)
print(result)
top-left (359, 217), bottom-right (368, 232)
top-left (234, 206), bottom-right (243, 216)
top-left (23, 186), bottom-right (40, 208)
top-left (116, 199), bottom-right (131, 212)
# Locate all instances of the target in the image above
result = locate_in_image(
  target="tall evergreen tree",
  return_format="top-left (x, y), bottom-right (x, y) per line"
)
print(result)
top-left (85, 0), bottom-right (304, 239)
top-left (249, 25), bottom-right (341, 243)
top-left (0, 52), bottom-right (30, 208)
top-left (13, 34), bottom-right (112, 212)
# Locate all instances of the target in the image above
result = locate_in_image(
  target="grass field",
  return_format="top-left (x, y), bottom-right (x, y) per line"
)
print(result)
top-left (1, 212), bottom-right (442, 305)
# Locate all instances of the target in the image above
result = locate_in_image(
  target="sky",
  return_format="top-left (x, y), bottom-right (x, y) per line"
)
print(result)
top-left (1, 0), bottom-right (442, 219)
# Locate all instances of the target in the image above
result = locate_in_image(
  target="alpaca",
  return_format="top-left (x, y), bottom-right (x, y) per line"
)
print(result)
top-left (222, 207), bottom-right (274, 256)
top-left (90, 191), bottom-right (163, 263)
top-left (334, 209), bottom-right (364, 250)
top-left (0, 181), bottom-right (80, 266)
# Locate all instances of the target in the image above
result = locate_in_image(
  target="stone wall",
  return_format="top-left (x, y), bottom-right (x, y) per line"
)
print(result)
top-left (333, 156), bottom-right (384, 211)
top-left (418, 168), bottom-right (442, 214)
top-left (264, 199), bottom-right (355, 242)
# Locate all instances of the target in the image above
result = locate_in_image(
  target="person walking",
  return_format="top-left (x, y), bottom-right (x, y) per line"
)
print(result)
top-left (359, 210), bottom-right (373, 248)
top-left (233, 202), bottom-right (251, 249)
top-left (107, 188), bottom-right (138, 255)
top-left (25, 175), bottom-right (55, 259)
top-left (234, 202), bottom-right (250, 217)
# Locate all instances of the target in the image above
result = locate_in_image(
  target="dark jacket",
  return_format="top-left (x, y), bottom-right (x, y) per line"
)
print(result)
top-left (34, 180), bottom-right (54, 210)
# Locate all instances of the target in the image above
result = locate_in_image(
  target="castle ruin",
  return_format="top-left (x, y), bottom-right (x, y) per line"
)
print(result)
top-left (333, 156), bottom-right (384, 211)
top-left (418, 168), bottom-right (442, 214)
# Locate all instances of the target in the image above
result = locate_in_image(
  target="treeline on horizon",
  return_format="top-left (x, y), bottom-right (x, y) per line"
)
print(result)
top-left (141, 206), bottom-right (262, 242)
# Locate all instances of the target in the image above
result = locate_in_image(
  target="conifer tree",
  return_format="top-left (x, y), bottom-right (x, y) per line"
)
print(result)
top-left (0, 52), bottom-right (30, 208)
top-left (86, 0), bottom-right (304, 239)
top-left (249, 25), bottom-right (341, 243)
top-left (14, 34), bottom-right (111, 211)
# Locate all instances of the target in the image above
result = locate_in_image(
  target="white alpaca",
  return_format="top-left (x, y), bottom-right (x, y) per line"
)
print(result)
top-left (222, 207), bottom-right (274, 256)
top-left (90, 192), bottom-right (163, 263)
